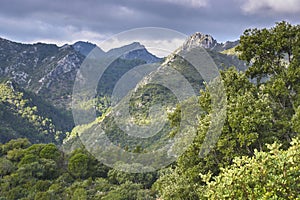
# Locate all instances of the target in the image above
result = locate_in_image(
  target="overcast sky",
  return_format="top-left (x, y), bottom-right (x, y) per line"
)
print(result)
top-left (1, 0), bottom-right (300, 53)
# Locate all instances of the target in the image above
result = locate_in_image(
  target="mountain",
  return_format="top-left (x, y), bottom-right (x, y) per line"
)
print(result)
top-left (107, 42), bottom-right (162, 63)
top-left (182, 32), bottom-right (219, 50)
top-left (182, 32), bottom-right (240, 52)
top-left (66, 32), bottom-right (245, 156)
top-left (0, 34), bottom-right (241, 111)
top-left (0, 38), bottom-right (161, 109)
top-left (0, 33), bottom-right (244, 145)
top-left (72, 41), bottom-right (99, 56)
top-left (0, 38), bottom-right (85, 108)
top-left (221, 40), bottom-right (240, 51)
top-left (0, 37), bottom-right (164, 143)
top-left (181, 33), bottom-right (245, 71)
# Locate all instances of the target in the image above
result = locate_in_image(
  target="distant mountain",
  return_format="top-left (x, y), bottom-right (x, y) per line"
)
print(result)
top-left (107, 42), bottom-right (162, 63)
top-left (72, 41), bottom-right (99, 56)
top-left (221, 40), bottom-right (240, 51)
top-left (73, 41), bottom-right (161, 63)
top-left (0, 34), bottom-right (241, 109)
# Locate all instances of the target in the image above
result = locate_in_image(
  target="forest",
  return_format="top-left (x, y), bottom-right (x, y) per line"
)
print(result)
top-left (0, 21), bottom-right (300, 199)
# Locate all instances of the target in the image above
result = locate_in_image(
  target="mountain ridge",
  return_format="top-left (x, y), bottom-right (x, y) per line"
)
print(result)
top-left (0, 34), bottom-right (244, 143)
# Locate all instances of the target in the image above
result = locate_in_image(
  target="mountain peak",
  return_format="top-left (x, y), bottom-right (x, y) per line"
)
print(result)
top-left (121, 42), bottom-right (145, 51)
top-left (182, 32), bottom-right (218, 50)
top-left (105, 42), bottom-right (161, 63)
top-left (107, 42), bottom-right (145, 56)
top-left (72, 41), bottom-right (99, 56)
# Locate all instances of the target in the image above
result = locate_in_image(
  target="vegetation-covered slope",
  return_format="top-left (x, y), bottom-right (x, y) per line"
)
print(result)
top-left (67, 32), bottom-right (247, 153)
top-left (0, 82), bottom-right (71, 144)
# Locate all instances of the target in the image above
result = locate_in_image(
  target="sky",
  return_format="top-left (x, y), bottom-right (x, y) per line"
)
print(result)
top-left (1, 0), bottom-right (300, 55)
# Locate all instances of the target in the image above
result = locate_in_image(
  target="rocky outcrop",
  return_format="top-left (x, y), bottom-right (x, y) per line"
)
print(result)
top-left (182, 32), bottom-right (239, 52)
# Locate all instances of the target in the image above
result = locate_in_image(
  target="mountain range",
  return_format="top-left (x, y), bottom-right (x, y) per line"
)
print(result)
top-left (0, 32), bottom-right (245, 144)
top-left (65, 33), bottom-right (246, 154)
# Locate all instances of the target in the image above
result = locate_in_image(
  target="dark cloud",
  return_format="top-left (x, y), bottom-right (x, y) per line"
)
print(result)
top-left (0, 0), bottom-right (299, 46)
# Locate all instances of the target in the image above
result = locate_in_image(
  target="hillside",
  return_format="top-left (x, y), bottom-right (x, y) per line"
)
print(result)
top-left (0, 34), bottom-right (244, 144)
top-left (0, 38), bottom-right (161, 109)
top-left (0, 82), bottom-right (60, 143)
top-left (66, 32), bottom-right (245, 167)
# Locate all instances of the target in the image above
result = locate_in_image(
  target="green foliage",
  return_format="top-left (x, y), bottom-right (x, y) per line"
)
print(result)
top-left (39, 143), bottom-right (62, 162)
top-left (18, 154), bottom-right (39, 166)
top-left (102, 181), bottom-right (155, 200)
top-left (0, 139), bottom-right (157, 199)
top-left (237, 21), bottom-right (300, 81)
top-left (108, 167), bottom-right (157, 188)
top-left (0, 83), bottom-right (60, 144)
top-left (1, 138), bottom-right (31, 154)
top-left (68, 153), bottom-right (89, 179)
top-left (155, 22), bottom-right (300, 199)
top-left (155, 67), bottom-right (277, 199)
top-left (237, 21), bottom-right (300, 146)
top-left (202, 139), bottom-right (300, 199)
top-left (0, 158), bottom-right (14, 176)
top-left (72, 188), bottom-right (88, 200)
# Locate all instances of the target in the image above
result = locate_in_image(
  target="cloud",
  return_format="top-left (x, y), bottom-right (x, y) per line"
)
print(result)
top-left (241, 0), bottom-right (300, 14)
top-left (98, 27), bottom-right (187, 57)
top-left (100, 38), bottom-right (186, 58)
top-left (0, 15), bottom-right (108, 46)
top-left (0, 0), bottom-right (300, 47)
top-left (154, 0), bottom-right (208, 8)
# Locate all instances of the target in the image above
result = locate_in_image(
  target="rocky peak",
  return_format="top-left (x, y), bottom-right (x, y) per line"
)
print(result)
top-left (182, 32), bottom-right (218, 50)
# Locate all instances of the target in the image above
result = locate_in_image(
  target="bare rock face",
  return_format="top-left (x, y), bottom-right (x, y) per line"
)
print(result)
top-left (182, 32), bottom-right (218, 50)
top-left (0, 38), bottom-right (163, 108)
top-left (182, 32), bottom-right (240, 52)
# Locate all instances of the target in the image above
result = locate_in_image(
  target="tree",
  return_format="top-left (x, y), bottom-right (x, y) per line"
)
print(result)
top-left (155, 21), bottom-right (300, 200)
top-left (39, 143), bottom-right (62, 162)
top-left (71, 188), bottom-right (87, 200)
top-left (102, 182), bottom-right (145, 200)
top-left (0, 158), bottom-right (14, 177)
top-left (237, 21), bottom-right (300, 145)
top-left (68, 153), bottom-right (89, 179)
top-left (1, 138), bottom-right (31, 154)
top-left (155, 68), bottom-right (275, 199)
top-left (202, 139), bottom-right (300, 199)
top-left (237, 21), bottom-right (299, 83)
